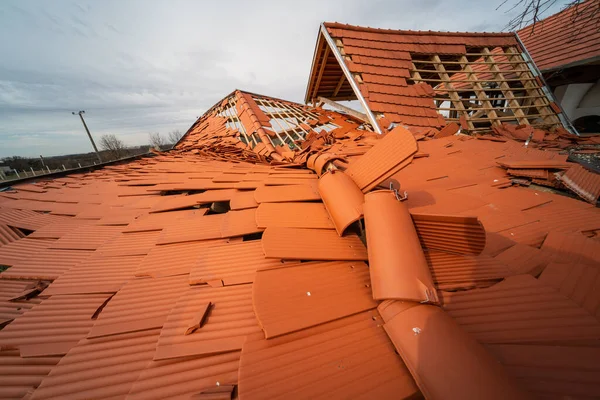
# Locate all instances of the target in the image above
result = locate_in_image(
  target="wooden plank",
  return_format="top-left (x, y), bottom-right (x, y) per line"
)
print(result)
top-left (310, 45), bottom-right (330, 102)
top-left (429, 56), bottom-right (474, 130)
top-left (505, 47), bottom-right (560, 125)
top-left (458, 55), bottom-right (500, 125)
top-left (332, 74), bottom-right (346, 97)
top-left (317, 96), bottom-right (368, 123)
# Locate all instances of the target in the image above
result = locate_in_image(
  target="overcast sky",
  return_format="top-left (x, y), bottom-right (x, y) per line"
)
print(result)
top-left (0, 0), bottom-right (565, 157)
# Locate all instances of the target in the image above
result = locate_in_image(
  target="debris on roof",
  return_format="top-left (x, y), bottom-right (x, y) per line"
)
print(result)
top-left (306, 23), bottom-right (568, 134)
top-left (1, 20), bottom-right (600, 400)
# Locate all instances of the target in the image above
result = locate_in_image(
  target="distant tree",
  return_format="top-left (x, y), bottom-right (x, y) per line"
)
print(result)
top-left (148, 132), bottom-right (165, 150)
top-left (167, 130), bottom-right (183, 144)
top-left (498, 0), bottom-right (599, 33)
top-left (99, 134), bottom-right (127, 160)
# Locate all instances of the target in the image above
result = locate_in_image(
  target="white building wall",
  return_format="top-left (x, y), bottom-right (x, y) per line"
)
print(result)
top-left (554, 79), bottom-right (600, 121)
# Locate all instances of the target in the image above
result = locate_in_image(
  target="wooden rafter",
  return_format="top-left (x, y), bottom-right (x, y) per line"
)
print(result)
top-left (429, 56), bottom-right (474, 130)
top-left (457, 55), bottom-right (500, 125)
top-left (310, 46), bottom-right (330, 102)
top-left (480, 47), bottom-right (529, 125)
top-left (332, 74), bottom-right (346, 97)
top-left (505, 46), bottom-right (560, 124)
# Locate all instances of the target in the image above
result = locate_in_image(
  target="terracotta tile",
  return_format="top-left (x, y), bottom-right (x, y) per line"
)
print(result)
top-left (493, 243), bottom-right (552, 275)
top-left (42, 254), bottom-right (144, 295)
top-left (253, 261), bottom-right (377, 338)
top-left (426, 250), bottom-right (513, 290)
top-left (0, 280), bottom-right (46, 327)
top-left (381, 303), bottom-right (529, 400)
top-left (253, 183), bottom-right (320, 203)
top-left (487, 344), bottom-right (600, 399)
top-left (0, 238), bottom-right (56, 267)
top-left (318, 170), bottom-right (364, 236)
top-left (262, 227), bottom-right (368, 261)
top-left (229, 190), bottom-right (258, 210)
top-left (364, 191), bottom-right (437, 302)
top-left (31, 329), bottom-right (161, 400)
top-left (49, 225), bottom-right (124, 251)
top-left (154, 284), bottom-right (260, 360)
top-left (345, 126), bottom-right (417, 191)
top-left (123, 209), bottom-right (207, 233)
top-left (256, 202), bottom-right (334, 229)
top-left (557, 164), bottom-right (600, 204)
top-left (0, 294), bottom-right (110, 357)
top-left (88, 275), bottom-right (189, 338)
top-left (0, 349), bottom-right (59, 399)
top-left (190, 241), bottom-right (291, 286)
top-left (442, 274), bottom-right (600, 344)
top-left (541, 230), bottom-right (600, 265)
top-left (127, 352), bottom-right (240, 400)
top-left (157, 214), bottom-right (226, 245)
top-left (239, 311), bottom-right (418, 400)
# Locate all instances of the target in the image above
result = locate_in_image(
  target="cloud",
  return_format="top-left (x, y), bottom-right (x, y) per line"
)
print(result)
top-left (0, 0), bottom-right (566, 157)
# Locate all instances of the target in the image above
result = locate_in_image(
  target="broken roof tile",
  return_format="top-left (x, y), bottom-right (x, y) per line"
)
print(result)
top-left (411, 213), bottom-right (486, 255)
top-left (253, 261), bottom-right (377, 338)
top-left (345, 126), bottom-right (417, 192)
top-left (154, 284), bottom-right (260, 360)
top-left (87, 275), bottom-right (189, 338)
top-left (318, 170), bottom-right (364, 236)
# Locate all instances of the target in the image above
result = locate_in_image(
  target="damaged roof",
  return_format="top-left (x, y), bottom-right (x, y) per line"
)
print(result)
top-left (0, 21), bottom-right (599, 400)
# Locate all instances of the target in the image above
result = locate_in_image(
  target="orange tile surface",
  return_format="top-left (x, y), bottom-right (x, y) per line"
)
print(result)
top-left (364, 191), bottom-right (437, 303)
top-left (88, 275), bottom-right (189, 338)
top-left (154, 284), bottom-right (260, 360)
top-left (136, 239), bottom-right (228, 278)
top-left (253, 261), bottom-right (377, 338)
top-left (381, 303), bottom-right (529, 400)
top-left (256, 202), bottom-right (334, 229)
top-left (0, 294), bottom-right (110, 357)
top-left (518, 0), bottom-right (600, 71)
top-left (262, 227), bottom-right (368, 260)
top-left (239, 311), bottom-right (418, 400)
top-left (190, 240), bottom-right (285, 286)
top-left (0, 67), bottom-right (598, 400)
top-left (318, 170), bottom-right (364, 235)
top-left (345, 126), bottom-right (417, 191)
top-left (42, 254), bottom-right (144, 295)
top-left (253, 183), bottom-right (320, 203)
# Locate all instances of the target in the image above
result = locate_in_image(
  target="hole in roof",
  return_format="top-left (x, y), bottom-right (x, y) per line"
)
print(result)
top-left (242, 232), bottom-right (263, 241)
top-left (206, 201), bottom-right (230, 215)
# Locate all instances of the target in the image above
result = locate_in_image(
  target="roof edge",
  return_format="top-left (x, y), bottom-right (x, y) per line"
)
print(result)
top-left (323, 22), bottom-right (516, 37)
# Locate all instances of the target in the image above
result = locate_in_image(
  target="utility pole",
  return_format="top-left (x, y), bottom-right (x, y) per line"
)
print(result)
top-left (72, 110), bottom-right (102, 163)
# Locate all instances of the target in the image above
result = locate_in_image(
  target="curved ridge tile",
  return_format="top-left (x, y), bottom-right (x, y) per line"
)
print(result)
top-left (364, 190), bottom-right (438, 303)
top-left (380, 303), bottom-right (530, 400)
top-left (318, 170), bottom-right (364, 236)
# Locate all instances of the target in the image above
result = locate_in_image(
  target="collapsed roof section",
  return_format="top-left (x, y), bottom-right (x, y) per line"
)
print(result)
top-left (176, 89), bottom-right (373, 163)
top-left (306, 22), bottom-right (568, 133)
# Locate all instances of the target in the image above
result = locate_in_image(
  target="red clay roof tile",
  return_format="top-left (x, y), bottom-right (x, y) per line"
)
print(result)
top-left (253, 261), bottom-right (377, 338)
top-left (364, 190), bottom-right (438, 303)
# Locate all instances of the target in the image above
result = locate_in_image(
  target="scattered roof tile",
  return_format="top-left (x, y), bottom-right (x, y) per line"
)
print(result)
top-left (253, 261), bottom-right (377, 338)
